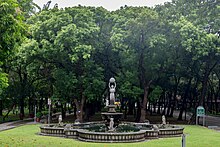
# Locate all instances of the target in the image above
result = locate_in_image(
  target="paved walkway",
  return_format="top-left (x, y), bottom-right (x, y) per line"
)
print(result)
top-left (202, 115), bottom-right (220, 127)
top-left (0, 112), bottom-right (62, 131)
top-left (172, 110), bottom-right (220, 131)
top-left (0, 118), bottom-right (36, 132)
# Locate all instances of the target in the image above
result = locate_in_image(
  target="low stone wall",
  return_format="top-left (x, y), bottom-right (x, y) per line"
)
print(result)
top-left (77, 129), bottom-right (146, 143)
top-left (159, 126), bottom-right (184, 137)
top-left (145, 130), bottom-right (159, 139)
top-left (40, 125), bottom-right (65, 137)
top-left (64, 129), bottom-right (78, 139)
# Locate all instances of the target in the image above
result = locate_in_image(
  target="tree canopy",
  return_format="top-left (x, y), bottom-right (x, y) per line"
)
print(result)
top-left (1, 0), bottom-right (220, 123)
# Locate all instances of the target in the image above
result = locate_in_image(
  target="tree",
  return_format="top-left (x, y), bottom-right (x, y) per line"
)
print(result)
top-left (20, 6), bottom-right (106, 122)
top-left (111, 6), bottom-right (166, 122)
top-left (0, 0), bottom-right (26, 116)
top-left (155, 0), bottom-right (220, 121)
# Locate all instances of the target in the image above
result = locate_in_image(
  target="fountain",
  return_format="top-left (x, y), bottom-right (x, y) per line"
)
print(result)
top-left (39, 78), bottom-right (184, 142)
top-left (101, 77), bottom-right (123, 128)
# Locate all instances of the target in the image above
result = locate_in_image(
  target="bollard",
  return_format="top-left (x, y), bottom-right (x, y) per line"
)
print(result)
top-left (182, 134), bottom-right (186, 147)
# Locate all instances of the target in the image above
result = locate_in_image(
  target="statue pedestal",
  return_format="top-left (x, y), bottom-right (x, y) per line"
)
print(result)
top-left (101, 112), bottom-right (123, 128)
top-left (108, 105), bottom-right (116, 113)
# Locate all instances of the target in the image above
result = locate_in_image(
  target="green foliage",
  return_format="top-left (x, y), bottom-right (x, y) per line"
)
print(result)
top-left (0, 0), bottom-right (26, 61)
top-left (36, 112), bottom-right (42, 118)
top-left (149, 86), bottom-right (163, 102)
top-left (1, 0), bottom-right (220, 120)
top-left (117, 71), bottom-right (142, 99)
top-left (0, 0), bottom-right (27, 95)
top-left (0, 68), bottom-right (8, 94)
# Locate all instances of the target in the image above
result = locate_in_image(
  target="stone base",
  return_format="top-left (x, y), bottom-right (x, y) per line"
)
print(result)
top-left (108, 105), bottom-right (116, 113)
top-left (101, 112), bottom-right (123, 128)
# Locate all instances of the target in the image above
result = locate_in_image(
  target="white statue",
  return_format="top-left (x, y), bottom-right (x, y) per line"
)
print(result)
top-left (64, 124), bottom-right (71, 131)
top-left (153, 125), bottom-right (159, 131)
top-left (109, 85), bottom-right (115, 105)
top-left (58, 115), bottom-right (62, 125)
top-left (108, 117), bottom-right (115, 131)
top-left (106, 97), bottom-right (109, 107)
top-left (109, 78), bottom-right (116, 105)
top-left (162, 115), bottom-right (166, 125)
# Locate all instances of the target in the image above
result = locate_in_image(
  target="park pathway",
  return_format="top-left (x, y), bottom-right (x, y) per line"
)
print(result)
top-left (203, 115), bottom-right (220, 127)
top-left (0, 118), bottom-right (35, 132)
top-left (173, 110), bottom-right (220, 131)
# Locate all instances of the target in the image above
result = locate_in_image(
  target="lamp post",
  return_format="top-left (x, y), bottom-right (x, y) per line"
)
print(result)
top-left (48, 98), bottom-right (51, 124)
top-left (34, 105), bottom-right (36, 123)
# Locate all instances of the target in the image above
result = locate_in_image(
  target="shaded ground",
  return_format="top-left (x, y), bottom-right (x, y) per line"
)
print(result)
top-left (61, 112), bottom-right (188, 124)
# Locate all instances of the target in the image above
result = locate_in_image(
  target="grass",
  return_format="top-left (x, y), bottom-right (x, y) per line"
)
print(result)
top-left (0, 125), bottom-right (219, 147)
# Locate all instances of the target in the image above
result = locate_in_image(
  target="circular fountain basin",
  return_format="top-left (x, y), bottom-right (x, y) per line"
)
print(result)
top-left (39, 122), bottom-right (184, 143)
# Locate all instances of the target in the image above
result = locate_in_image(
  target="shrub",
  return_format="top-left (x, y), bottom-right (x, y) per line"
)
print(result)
top-left (36, 112), bottom-right (42, 118)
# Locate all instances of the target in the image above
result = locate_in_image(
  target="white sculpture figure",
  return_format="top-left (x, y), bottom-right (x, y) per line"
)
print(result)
top-left (64, 124), bottom-right (71, 131)
top-left (106, 97), bottom-right (109, 107)
top-left (108, 117), bottom-right (115, 131)
top-left (153, 125), bottom-right (159, 131)
top-left (109, 78), bottom-right (116, 105)
top-left (58, 115), bottom-right (62, 125)
top-left (162, 115), bottom-right (166, 125)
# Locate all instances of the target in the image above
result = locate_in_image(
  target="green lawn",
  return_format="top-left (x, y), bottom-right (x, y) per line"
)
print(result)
top-left (0, 125), bottom-right (219, 147)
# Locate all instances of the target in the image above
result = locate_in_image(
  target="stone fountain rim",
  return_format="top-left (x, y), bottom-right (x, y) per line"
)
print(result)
top-left (101, 112), bottom-right (123, 115)
top-left (77, 129), bottom-right (147, 135)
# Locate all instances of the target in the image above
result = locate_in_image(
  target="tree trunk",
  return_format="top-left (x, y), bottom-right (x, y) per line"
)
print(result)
top-left (139, 81), bottom-right (152, 122)
top-left (215, 77), bottom-right (220, 114)
top-left (169, 76), bottom-right (180, 117)
top-left (169, 99), bottom-right (175, 117)
top-left (39, 98), bottom-right (43, 111)
top-left (124, 104), bottom-right (127, 119)
top-left (0, 100), bottom-right (2, 116)
top-left (188, 79), bottom-right (199, 124)
top-left (157, 101), bottom-right (161, 114)
top-left (19, 98), bottom-right (25, 120)
top-left (61, 103), bottom-right (66, 119)
top-left (200, 62), bottom-right (218, 107)
top-left (18, 66), bottom-right (28, 119)
top-left (135, 100), bottom-right (141, 122)
top-left (200, 75), bottom-right (209, 106)
top-left (166, 92), bottom-right (172, 116)
top-left (178, 78), bottom-right (192, 120)
top-left (74, 95), bottom-right (86, 123)
top-left (153, 102), bottom-right (156, 113)
top-left (73, 103), bottom-right (77, 117)
top-left (128, 99), bottom-right (134, 115)
top-left (162, 93), bottom-right (167, 115)
top-left (28, 97), bottom-right (34, 115)
top-left (214, 95), bottom-right (217, 114)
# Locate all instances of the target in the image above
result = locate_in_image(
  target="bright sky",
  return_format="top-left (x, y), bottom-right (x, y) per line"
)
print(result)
top-left (33, 0), bottom-right (172, 11)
